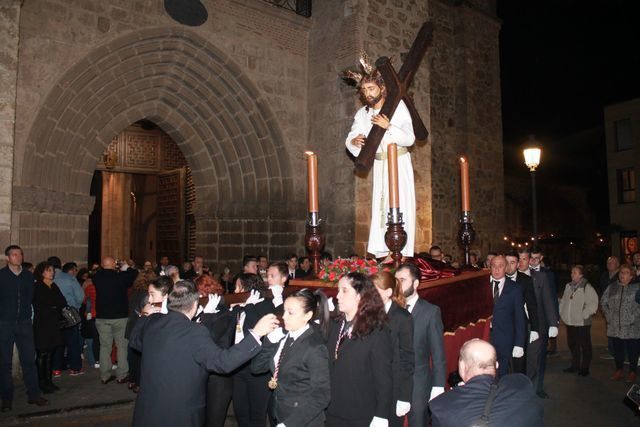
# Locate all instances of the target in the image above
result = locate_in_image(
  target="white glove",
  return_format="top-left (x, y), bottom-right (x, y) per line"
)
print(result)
top-left (395, 400), bottom-right (411, 417)
top-left (120, 262), bottom-right (129, 271)
top-left (271, 285), bottom-right (284, 308)
top-left (203, 294), bottom-right (221, 314)
top-left (160, 299), bottom-right (168, 314)
top-left (529, 331), bottom-right (539, 343)
top-left (512, 346), bottom-right (524, 358)
top-left (267, 327), bottom-right (286, 344)
top-left (327, 297), bottom-right (336, 312)
top-left (369, 416), bottom-right (388, 427)
top-left (276, 424), bottom-right (285, 427)
top-left (548, 326), bottom-right (558, 338)
top-left (244, 290), bottom-right (264, 306)
top-left (429, 386), bottom-right (444, 401)
top-left (86, 312), bottom-right (92, 320)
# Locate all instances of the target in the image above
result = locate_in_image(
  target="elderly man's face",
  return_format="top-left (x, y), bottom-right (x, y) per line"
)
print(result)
top-left (490, 257), bottom-right (506, 280)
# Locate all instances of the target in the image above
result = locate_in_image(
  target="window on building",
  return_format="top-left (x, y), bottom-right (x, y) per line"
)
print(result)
top-left (617, 168), bottom-right (636, 203)
top-left (615, 118), bottom-right (633, 151)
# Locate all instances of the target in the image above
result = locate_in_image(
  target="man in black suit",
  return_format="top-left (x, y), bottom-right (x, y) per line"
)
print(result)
top-left (429, 339), bottom-right (543, 427)
top-left (488, 255), bottom-right (526, 378)
top-left (395, 263), bottom-right (446, 427)
top-left (504, 251), bottom-right (539, 374)
top-left (129, 281), bottom-right (279, 427)
top-left (518, 248), bottom-right (558, 398)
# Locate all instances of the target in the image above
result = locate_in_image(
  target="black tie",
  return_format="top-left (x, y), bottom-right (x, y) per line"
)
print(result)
top-left (493, 280), bottom-right (500, 300)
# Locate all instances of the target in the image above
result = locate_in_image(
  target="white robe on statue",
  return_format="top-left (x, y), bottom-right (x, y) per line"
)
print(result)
top-left (345, 100), bottom-right (416, 258)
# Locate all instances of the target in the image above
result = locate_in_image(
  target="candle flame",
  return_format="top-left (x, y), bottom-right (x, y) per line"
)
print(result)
top-left (460, 156), bottom-right (467, 163)
top-left (305, 151), bottom-right (315, 156)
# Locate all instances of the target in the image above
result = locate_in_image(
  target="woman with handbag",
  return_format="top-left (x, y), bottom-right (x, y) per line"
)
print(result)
top-left (33, 261), bottom-right (67, 393)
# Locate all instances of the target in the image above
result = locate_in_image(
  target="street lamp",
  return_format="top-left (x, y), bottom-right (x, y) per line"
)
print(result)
top-left (523, 139), bottom-right (542, 243)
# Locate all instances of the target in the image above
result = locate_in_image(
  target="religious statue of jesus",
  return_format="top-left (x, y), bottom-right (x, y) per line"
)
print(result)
top-left (344, 59), bottom-right (416, 259)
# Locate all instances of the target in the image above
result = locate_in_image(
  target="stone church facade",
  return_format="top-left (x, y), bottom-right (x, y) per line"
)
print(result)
top-left (0, 0), bottom-right (504, 269)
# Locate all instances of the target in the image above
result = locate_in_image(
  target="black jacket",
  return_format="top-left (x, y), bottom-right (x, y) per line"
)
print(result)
top-left (0, 266), bottom-right (35, 322)
top-left (32, 281), bottom-right (66, 350)
top-left (251, 327), bottom-right (331, 426)
top-left (512, 272), bottom-right (540, 333)
top-left (387, 302), bottom-right (414, 404)
top-left (92, 268), bottom-right (137, 319)
top-left (129, 310), bottom-right (262, 427)
top-left (326, 319), bottom-right (393, 426)
top-left (430, 374), bottom-right (543, 427)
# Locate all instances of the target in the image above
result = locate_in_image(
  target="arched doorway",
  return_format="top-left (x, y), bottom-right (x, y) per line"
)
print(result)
top-left (88, 120), bottom-right (195, 266)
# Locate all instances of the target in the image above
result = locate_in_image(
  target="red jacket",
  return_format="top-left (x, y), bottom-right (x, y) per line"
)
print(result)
top-left (84, 282), bottom-right (97, 318)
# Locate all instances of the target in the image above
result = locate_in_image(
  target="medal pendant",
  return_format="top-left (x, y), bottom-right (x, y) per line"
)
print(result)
top-left (268, 377), bottom-right (278, 390)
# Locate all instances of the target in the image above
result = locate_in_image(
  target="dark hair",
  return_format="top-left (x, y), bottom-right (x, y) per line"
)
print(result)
top-left (487, 251), bottom-right (498, 257)
top-left (47, 256), bottom-right (62, 270)
top-left (359, 71), bottom-right (387, 105)
top-left (286, 253), bottom-right (298, 261)
top-left (429, 245), bottom-right (442, 252)
top-left (76, 268), bottom-right (90, 284)
top-left (287, 288), bottom-right (331, 340)
top-left (517, 247), bottom-right (531, 255)
top-left (342, 272), bottom-right (387, 339)
top-left (397, 262), bottom-right (421, 284)
top-left (22, 262), bottom-right (33, 271)
top-left (133, 270), bottom-right (157, 292)
top-left (268, 261), bottom-right (288, 278)
top-left (504, 250), bottom-right (519, 261)
top-left (531, 246), bottom-right (543, 255)
top-left (242, 255), bottom-right (257, 267)
top-left (152, 276), bottom-right (174, 296)
top-left (4, 245), bottom-right (22, 256)
top-left (34, 261), bottom-right (54, 282)
top-left (62, 262), bottom-right (77, 273)
top-left (235, 273), bottom-right (268, 294)
top-left (298, 256), bottom-right (309, 266)
top-left (167, 280), bottom-right (199, 313)
top-left (371, 271), bottom-right (406, 308)
top-left (258, 255), bottom-right (267, 262)
top-left (320, 251), bottom-right (333, 262)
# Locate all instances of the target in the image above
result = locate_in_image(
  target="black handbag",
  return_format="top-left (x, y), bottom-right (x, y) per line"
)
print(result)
top-left (60, 306), bottom-right (82, 328)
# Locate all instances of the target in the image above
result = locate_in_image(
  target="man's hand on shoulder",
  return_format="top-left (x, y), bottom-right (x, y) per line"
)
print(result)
top-left (252, 314), bottom-right (280, 337)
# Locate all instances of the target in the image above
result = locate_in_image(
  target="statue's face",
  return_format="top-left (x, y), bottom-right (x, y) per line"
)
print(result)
top-left (360, 82), bottom-right (383, 107)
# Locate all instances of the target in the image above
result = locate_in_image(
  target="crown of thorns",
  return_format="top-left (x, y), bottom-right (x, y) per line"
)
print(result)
top-left (341, 51), bottom-right (384, 87)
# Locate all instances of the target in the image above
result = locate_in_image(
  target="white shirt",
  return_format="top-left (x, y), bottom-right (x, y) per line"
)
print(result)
top-left (384, 300), bottom-right (392, 313)
top-left (490, 276), bottom-right (505, 297)
top-left (272, 324), bottom-right (311, 365)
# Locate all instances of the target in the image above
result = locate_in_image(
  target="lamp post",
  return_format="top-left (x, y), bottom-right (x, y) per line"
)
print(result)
top-left (523, 140), bottom-right (542, 243)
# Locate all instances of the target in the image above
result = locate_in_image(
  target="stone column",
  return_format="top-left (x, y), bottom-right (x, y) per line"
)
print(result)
top-left (0, 0), bottom-right (22, 250)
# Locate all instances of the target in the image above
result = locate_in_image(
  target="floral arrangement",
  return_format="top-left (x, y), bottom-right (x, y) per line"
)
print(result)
top-left (318, 257), bottom-right (388, 282)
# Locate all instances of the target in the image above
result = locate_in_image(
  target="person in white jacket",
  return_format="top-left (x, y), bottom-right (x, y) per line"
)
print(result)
top-left (559, 265), bottom-right (598, 376)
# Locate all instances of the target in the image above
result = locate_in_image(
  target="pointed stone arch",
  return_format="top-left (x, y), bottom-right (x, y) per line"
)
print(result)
top-left (13, 27), bottom-right (295, 263)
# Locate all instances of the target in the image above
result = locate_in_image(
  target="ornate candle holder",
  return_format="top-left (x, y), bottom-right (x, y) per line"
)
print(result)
top-left (458, 211), bottom-right (476, 270)
top-left (305, 212), bottom-right (325, 277)
top-left (385, 208), bottom-right (407, 269)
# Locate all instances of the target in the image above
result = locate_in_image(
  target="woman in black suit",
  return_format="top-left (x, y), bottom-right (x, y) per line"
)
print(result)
top-left (32, 261), bottom-right (66, 394)
top-left (252, 288), bottom-right (331, 427)
top-left (326, 272), bottom-right (393, 427)
top-left (371, 271), bottom-right (414, 427)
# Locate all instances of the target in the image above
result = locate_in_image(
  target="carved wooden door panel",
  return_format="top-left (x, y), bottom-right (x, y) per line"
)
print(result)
top-left (156, 168), bottom-right (186, 266)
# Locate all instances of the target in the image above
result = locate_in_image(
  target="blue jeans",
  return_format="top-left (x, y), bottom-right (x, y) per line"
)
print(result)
top-left (54, 325), bottom-right (82, 371)
top-left (0, 320), bottom-right (41, 400)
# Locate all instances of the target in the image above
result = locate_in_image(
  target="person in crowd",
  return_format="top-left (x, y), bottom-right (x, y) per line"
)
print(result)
top-left (76, 268), bottom-right (90, 285)
top-left (81, 274), bottom-right (100, 369)
top-left (469, 251), bottom-right (480, 269)
top-left (326, 272), bottom-right (392, 427)
top-left (601, 264), bottom-right (640, 382)
top-left (243, 255), bottom-right (259, 275)
top-left (32, 262), bottom-right (67, 394)
top-left (518, 247), bottom-right (557, 398)
top-left (252, 288), bottom-right (331, 427)
top-left (632, 252), bottom-right (640, 283)
top-left (265, 262), bottom-right (287, 313)
top-left (599, 256), bottom-right (620, 295)
top-left (286, 254), bottom-right (299, 279)
top-left (559, 265), bottom-right (598, 376)
top-left (395, 263), bottom-right (446, 426)
top-left (483, 251), bottom-right (497, 269)
top-left (0, 245), bottom-right (48, 411)
top-left (257, 255), bottom-right (269, 281)
top-left (220, 267), bottom-right (233, 294)
top-left (185, 255), bottom-right (205, 281)
top-left (48, 257), bottom-right (84, 376)
top-left (231, 272), bottom-right (281, 427)
top-left (125, 271), bottom-right (159, 393)
top-left (194, 274), bottom-right (231, 427)
top-left (488, 255), bottom-right (526, 378)
top-left (295, 257), bottom-right (312, 278)
top-left (142, 261), bottom-right (154, 273)
top-left (428, 246), bottom-right (444, 262)
top-left (371, 271), bottom-right (414, 427)
top-left (155, 255), bottom-right (170, 276)
top-left (129, 280), bottom-right (279, 427)
top-left (529, 248), bottom-right (559, 356)
top-left (504, 251), bottom-right (539, 374)
top-left (22, 262), bottom-right (34, 273)
top-left (429, 339), bottom-right (543, 427)
top-left (320, 252), bottom-right (333, 267)
top-left (92, 256), bottom-right (138, 384)
top-left (165, 265), bottom-right (181, 284)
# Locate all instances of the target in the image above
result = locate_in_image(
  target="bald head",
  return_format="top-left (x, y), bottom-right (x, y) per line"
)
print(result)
top-left (458, 339), bottom-right (497, 382)
top-left (102, 256), bottom-right (115, 270)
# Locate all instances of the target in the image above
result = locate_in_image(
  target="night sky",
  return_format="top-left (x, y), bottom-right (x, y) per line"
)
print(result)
top-left (497, 0), bottom-right (640, 227)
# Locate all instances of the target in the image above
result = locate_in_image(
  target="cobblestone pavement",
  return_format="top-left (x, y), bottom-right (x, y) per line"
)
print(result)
top-left (1, 314), bottom-right (639, 426)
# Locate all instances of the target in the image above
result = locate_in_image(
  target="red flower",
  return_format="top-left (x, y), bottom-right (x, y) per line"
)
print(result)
top-left (328, 271), bottom-right (337, 281)
top-left (369, 266), bottom-right (378, 274)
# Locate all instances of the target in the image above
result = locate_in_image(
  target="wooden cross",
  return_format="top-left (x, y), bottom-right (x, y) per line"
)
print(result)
top-left (355, 21), bottom-right (434, 172)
